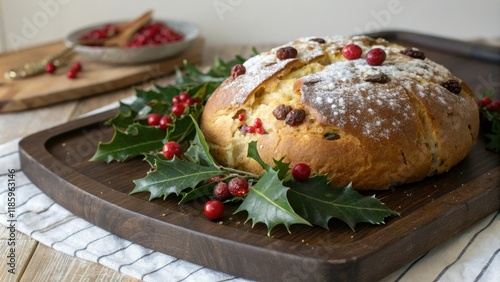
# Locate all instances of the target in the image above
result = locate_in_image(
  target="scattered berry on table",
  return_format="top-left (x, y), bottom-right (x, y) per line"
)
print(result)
top-left (292, 163), bottom-right (311, 182)
top-left (45, 62), bottom-right (56, 73)
top-left (162, 141), bottom-right (182, 159)
top-left (342, 44), bottom-right (363, 60)
top-left (366, 48), bottom-right (386, 66)
top-left (228, 177), bottom-right (249, 197)
top-left (67, 69), bottom-right (78, 79)
top-left (204, 199), bottom-right (225, 220)
top-left (71, 62), bottom-right (82, 72)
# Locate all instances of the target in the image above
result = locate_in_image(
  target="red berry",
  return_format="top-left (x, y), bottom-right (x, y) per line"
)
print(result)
top-left (366, 48), bottom-right (386, 66)
top-left (238, 113), bottom-right (245, 121)
top-left (253, 118), bottom-right (262, 128)
top-left (172, 104), bottom-right (186, 116)
top-left (342, 44), bottom-right (363, 60)
top-left (228, 177), bottom-right (249, 197)
top-left (245, 126), bottom-right (256, 134)
top-left (71, 62), bottom-right (82, 72)
top-left (67, 69), bottom-right (78, 79)
top-left (186, 97), bottom-right (196, 106)
top-left (204, 200), bottom-right (224, 220)
top-left (159, 115), bottom-right (172, 130)
top-left (45, 62), bottom-right (56, 73)
top-left (487, 101), bottom-right (500, 112)
top-left (147, 113), bottom-right (162, 126)
top-left (179, 92), bottom-right (190, 103)
top-left (481, 97), bottom-right (492, 106)
top-left (162, 141), bottom-right (182, 159)
top-left (256, 127), bottom-right (265, 134)
top-left (292, 163), bottom-right (311, 182)
top-left (213, 182), bottom-right (232, 201)
top-left (172, 95), bottom-right (181, 105)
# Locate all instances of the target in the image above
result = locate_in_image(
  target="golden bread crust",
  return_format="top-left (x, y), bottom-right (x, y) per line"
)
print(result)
top-left (200, 36), bottom-right (479, 190)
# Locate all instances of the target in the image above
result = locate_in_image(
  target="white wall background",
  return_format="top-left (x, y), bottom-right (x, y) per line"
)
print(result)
top-left (0, 0), bottom-right (499, 52)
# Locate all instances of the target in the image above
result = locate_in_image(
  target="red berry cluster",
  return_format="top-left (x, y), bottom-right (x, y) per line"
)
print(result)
top-left (80, 22), bottom-right (183, 48)
top-left (203, 163), bottom-right (313, 221)
top-left (147, 92), bottom-right (202, 130)
top-left (238, 114), bottom-right (265, 135)
top-left (147, 113), bottom-right (172, 130)
top-left (80, 23), bottom-right (120, 42)
top-left (204, 177), bottom-right (250, 220)
top-left (477, 96), bottom-right (500, 112)
top-left (44, 61), bottom-right (83, 79)
top-left (341, 44), bottom-right (387, 66)
top-left (125, 22), bottom-right (183, 48)
top-left (171, 92), bottom-right (202, 116)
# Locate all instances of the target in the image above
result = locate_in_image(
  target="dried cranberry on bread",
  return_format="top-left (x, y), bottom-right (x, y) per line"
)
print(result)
top-left (200, 36), bottom-right (479, 190)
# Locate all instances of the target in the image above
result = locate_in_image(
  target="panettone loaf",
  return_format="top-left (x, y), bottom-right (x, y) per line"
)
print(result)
top-left (200, 36), bottom-right (479, 190)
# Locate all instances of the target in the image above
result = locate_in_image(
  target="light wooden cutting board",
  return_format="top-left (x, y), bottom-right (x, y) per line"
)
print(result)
top-left (0, 38), bottom-right (203, 113)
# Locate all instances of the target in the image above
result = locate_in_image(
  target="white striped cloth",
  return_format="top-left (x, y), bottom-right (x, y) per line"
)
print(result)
top-left (1, 110), bottom-right (499, 281)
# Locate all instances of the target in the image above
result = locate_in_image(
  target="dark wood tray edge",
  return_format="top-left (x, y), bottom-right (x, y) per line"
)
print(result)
top-left (19, 109), bottom-right (500, 281)
top-left (366, 30), bottom-right (500, 63)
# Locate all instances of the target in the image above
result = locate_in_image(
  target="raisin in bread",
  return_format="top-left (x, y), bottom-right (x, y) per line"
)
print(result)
top-left (200, 36), bottom-right (479, 190)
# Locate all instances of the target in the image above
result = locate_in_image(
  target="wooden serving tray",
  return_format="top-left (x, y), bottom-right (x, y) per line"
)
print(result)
top-left (0, 38), bottom-right (203, 113)
top-left (19, 32), bottom-right (500, 281)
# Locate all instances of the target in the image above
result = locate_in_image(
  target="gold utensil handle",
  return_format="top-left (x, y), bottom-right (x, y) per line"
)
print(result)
top-left (4, 47), bottom-right (74, 80)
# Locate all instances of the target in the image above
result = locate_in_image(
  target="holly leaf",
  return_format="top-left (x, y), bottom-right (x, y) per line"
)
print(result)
top-left (288, 176), bottom-right (399, 230)
top-left (105, 102), bottom-right (138, 128)
top-left (185, 116), bottom-right (217, 167)
top-left (246, 141), bottom-right (269, 170)
top-left (90, 124), bottom-right (165, 163)
top-left (235, 168), bottom-right (311, 236)
top-left (178, 182), bottom-right (215, 204)
top-left (165, 105), bottom-right (203, 143)
top-left (131, 155), bottom-right (223, 200)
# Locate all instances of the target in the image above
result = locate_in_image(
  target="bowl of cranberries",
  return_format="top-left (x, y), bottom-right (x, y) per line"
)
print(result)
top-left (65, 19), bottom-right (199, 64)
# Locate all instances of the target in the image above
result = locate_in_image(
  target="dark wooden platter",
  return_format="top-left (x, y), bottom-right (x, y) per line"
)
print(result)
top-left (19, 32), bottom-right (500, 281)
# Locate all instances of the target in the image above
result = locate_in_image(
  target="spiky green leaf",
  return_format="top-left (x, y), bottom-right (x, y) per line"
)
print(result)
top-left (235, 168), bottom-right (311, 236)
top-left (132, 155), bottom-right (222, 200)
top-left (288, 176), bottom-right (399, 230)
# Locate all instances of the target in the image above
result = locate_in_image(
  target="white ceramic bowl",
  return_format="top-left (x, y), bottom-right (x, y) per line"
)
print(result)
top-left (65, 19), bottom-right (199, 64)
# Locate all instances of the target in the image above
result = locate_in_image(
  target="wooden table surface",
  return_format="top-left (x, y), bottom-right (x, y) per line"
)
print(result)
top-left (0, 44), bottom-right (273, 282)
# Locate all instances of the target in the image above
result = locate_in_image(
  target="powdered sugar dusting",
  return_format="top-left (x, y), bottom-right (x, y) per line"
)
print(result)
top-left (297, 36), bottom-right (461, 139)
top-left (226, 39), bottom-right (326, 105)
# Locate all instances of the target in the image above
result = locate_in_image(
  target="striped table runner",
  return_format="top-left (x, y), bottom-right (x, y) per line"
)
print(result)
top-left (1, 111), bottom-right (498, 282)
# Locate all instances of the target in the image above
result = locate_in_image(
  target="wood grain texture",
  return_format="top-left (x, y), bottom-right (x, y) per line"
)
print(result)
top-left (0, 232), bottom-right (37, 282)
top-left (0, 38), bottom-right (203, 113)
top-left (17, 109), bottom-right (500, 281)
